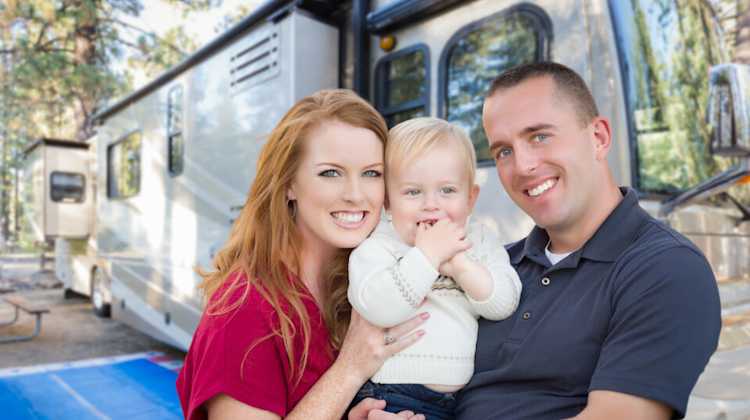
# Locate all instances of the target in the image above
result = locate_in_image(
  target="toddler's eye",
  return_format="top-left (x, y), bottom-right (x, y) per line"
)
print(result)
top-left (405, 189), bottom-right (421, 196)
top-left (440, 186), bottom-right (457, 194)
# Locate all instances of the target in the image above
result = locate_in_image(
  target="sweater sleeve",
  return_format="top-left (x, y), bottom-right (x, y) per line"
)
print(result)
top-left (348, 236), bottom-right (439, 328)
top-left (465, 223), bottom-right (522, 321)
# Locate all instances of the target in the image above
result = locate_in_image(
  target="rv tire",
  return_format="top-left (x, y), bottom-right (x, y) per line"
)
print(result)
top-left (91, 268), bottom-right (111, 318)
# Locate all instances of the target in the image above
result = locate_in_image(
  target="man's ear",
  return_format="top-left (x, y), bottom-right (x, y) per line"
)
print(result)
top-left (468, 184), bottom-right (480, 210)
top-left (591, 116), bottom-right (612, 161)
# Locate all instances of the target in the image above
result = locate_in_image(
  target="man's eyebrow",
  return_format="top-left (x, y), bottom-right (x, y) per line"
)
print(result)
top-left (520, 123), bottom-right (556, 135)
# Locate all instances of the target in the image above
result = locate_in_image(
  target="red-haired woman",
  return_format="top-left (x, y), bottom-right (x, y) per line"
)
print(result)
top-left (176, 89), bottom-right (426, 420)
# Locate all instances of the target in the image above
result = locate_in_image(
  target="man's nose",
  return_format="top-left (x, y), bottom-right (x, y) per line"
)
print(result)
top-left (514, 146), bottom-right (540, 174)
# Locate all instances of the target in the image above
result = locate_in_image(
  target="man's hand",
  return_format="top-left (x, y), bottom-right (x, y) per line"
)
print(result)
top-left (348, 398), bottom-right (426, 420)
top-left (415, 219), bottom-right (470, 269)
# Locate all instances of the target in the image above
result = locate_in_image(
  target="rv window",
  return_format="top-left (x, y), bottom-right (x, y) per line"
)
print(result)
top-left (441, 6), bottom-right (551, 164)
top-left (375, 44), bottom-right (429, 127)
top-left (611, 0), bottom-right (748, 204)
top-left (50, 172), bottom-right (85, 203)
top-left (107, 131), bottom-right (142, 199)
top-left (167, 85), bottom-right (184, 176)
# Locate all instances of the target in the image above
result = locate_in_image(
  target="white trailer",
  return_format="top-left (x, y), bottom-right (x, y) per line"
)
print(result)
top-left (39, 1), bottom-right (750, 417)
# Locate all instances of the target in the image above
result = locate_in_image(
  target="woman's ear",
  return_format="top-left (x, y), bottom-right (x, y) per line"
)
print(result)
top-left (287, 186), bottom-right (296, 201)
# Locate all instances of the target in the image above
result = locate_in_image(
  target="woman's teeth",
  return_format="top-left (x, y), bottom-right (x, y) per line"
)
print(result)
top-left (332, 211), bottom-right (364, 223)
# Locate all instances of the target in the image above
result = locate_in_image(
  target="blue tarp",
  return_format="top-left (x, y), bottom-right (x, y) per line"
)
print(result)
top-left (0, 353), bottom-right (182, 419)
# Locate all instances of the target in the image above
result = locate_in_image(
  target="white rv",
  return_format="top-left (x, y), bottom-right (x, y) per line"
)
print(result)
top-left (37, 0), bottom-right (749, 417)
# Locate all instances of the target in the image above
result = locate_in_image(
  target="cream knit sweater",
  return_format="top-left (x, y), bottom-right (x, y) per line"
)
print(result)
top-left (348, 220), bottom-right (522, 386)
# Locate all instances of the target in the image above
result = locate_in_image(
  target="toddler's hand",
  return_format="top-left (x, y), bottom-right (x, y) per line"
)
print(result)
top-left (415, 219), bottom-right (470, 269)
top-left (439, 250), bottom-right (475, 278)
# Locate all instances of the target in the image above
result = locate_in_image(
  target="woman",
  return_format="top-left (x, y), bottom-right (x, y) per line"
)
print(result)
top-left (176, 89), bottom-right (426, 420)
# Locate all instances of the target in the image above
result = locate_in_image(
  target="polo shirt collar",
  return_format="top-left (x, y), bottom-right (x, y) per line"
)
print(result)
top-left (511, 187), bottom-right (646, 266)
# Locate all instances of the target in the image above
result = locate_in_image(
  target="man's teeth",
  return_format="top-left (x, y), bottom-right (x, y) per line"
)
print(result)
top-left (333, 212), bottom-right (364, 223)
top-left (528, 179), bottom-right (555, 197)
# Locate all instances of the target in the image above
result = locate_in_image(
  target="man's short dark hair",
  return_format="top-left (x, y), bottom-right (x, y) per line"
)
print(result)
top-left (487, 62), bottom-right (599, 126)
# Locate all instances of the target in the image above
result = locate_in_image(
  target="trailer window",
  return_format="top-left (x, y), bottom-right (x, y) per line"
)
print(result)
top-left (167, 84), bottom-right (184, 176)
top-left (50, 171), bottom-right (85, 203)
top-left (107, 131), bottom-right (142, 199)
top-left (441, 6), bottom-right (551, 164)
top-left (375, 44), bottom-right (429, 127)
top-left (610, 0), bottom-right (747, 203)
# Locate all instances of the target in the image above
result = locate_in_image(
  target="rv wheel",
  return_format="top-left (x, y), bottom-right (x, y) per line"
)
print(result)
top-left (91, 269), bottom-right (111, 318)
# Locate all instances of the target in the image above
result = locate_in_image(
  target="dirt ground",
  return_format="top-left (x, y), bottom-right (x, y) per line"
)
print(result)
top-left (0, 257), bottom-right (185, 369)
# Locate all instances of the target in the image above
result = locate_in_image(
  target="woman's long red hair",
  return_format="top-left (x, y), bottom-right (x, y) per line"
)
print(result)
top-left (197, 89), bottom-right (387, 386)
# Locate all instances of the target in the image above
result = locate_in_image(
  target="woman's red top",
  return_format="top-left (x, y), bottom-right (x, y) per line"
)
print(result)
top-left (176, 273), bottom-right (335, 419)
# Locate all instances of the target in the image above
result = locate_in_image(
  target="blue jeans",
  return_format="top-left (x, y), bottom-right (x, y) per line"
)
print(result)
top-left (350, 381), bottom-right (457, 420)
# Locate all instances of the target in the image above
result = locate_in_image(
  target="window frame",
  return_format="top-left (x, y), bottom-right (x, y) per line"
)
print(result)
top-left (166, 84), bottom-right (185, 177)
top-left (49, 171), bottom-right (86, 203)
top-left (106, 130), bottom-right (143, 200)
top-left (437, 3), bottom-right (553, 167)
top-left (607, 0), bottom-right (724, 197)
top-left (374, 43), bottom-right (431, 125)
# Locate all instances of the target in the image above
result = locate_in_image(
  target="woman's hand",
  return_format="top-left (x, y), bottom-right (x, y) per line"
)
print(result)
top-left (348, 398), bottom-right (426, 420)
top-left (335, 310), bottom-right (428, 385)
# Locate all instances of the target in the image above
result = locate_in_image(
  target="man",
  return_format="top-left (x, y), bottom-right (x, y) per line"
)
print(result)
top-left (454, 62), bottom-right (721, 419)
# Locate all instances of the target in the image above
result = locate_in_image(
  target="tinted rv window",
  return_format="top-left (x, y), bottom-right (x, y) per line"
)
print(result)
top-left (167, 84), bottom-right (184, 176)
top-left (50, 171), bottom-right (85, 203)
top-left (376, 45), bottom-right (429, 127)
top-left (442, 8), bottom-right (551, 163)
top-left (611, 0), bottom-right (746, 202)
top-left (107, 131), bottom-right (142, 199)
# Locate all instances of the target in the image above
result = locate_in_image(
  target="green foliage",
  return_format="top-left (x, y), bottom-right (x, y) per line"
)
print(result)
top-left (0, 0), bottom-right (221, 243)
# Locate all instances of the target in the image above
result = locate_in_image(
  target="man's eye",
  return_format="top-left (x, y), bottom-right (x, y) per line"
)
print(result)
top-left (319, 169), bottom-right (340, 177)
top-left (496, 148), bottom-right (512, 160)
top-left (363, 169), bottom-right (382, 178)
top-left (532, 134), bottom-right (549, 143)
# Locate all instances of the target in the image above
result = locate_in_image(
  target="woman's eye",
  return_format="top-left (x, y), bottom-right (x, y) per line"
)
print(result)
top-left (363, 169), bottom-right (382, 178)
top-left (319, 169), bottom-right (340, 177)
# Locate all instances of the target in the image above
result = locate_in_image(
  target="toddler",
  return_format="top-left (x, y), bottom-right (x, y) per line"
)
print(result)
top-left (348, 117), bottom-right (522, 418)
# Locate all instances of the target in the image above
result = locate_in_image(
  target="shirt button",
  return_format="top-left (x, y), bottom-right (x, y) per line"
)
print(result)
top-left (522, 311), bottom-right (532, 320)
top-left (541, 277), bottom-right (551, 286)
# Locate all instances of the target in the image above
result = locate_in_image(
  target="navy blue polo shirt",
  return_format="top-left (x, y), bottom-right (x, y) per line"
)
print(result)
top-left (456, 188), bottom-right (721, 419)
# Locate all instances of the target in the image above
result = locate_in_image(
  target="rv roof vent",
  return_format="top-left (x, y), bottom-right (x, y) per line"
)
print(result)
top-left (229, 27), bottom-right (280, 95)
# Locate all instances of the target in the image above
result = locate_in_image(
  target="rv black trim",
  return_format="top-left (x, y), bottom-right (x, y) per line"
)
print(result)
top-left (366, 0), bottom-right (465, 34)
top-left (23, 138), bottom-right (89, 157)
top-left (352, 0), bottom-right (371, 99)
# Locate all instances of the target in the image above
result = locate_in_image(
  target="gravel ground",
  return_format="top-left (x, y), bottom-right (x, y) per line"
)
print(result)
top-left (0, 256), bottom-right (185, 369)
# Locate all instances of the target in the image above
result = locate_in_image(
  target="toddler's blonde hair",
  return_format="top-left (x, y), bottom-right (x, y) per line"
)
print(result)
top-left (386, 117), bottom-right (477, 187)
